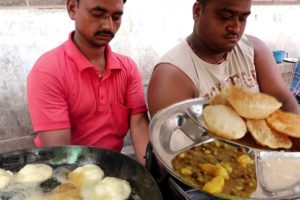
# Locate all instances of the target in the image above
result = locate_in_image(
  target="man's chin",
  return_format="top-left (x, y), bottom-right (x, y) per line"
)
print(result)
top-left (222, 44), bottom-right (236, 52)
top-left (91, 41), bottom-right (109, 48)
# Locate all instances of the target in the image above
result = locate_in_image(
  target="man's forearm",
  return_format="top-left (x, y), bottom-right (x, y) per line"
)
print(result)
top-left (38, 129), bottom-right (71, 146)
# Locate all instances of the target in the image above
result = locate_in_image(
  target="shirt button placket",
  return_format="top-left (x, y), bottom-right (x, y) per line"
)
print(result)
top-left (98, 73), bottom-right (105, 105)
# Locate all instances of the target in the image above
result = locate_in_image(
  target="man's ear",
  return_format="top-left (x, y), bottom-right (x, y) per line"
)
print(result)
top-left (67, 0), bottom-right (77, 20)
top-left (192, 2), bottom-right (202, 20)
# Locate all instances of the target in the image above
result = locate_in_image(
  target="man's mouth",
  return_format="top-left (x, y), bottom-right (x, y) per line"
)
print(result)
top-left (97, 34), bottom-right (114, 39)
top-left (94, 31), bottom-right (115, 40)
top-left (224, 35), bottom-right (239, 43)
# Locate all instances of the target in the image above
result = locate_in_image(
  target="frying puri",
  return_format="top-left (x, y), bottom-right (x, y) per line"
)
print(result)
top-left (81, 177), bottom-right (131, 200)
top-left (16, 163), bottom-right (53, 184)
top-left (0, 169), bottom-right (13, 189)
top-left (67, 164), bottom-right (105, 188)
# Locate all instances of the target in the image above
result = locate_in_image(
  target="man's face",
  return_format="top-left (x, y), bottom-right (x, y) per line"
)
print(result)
top-left (195, 0), bottom-right (251, 52)
top-left (69, 0), bottom-right (124, 47)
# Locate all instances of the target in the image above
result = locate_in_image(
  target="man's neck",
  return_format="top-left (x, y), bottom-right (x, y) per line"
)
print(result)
top-left (72, 33), bottom-right (107, 74)
top-left (187, 35), bottom-right (227, 64)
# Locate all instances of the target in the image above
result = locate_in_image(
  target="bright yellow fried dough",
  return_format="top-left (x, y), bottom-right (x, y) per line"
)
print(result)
top-left (203, 105), bottom-right (247, 139)
top-left (246, 119), bottom-right (292, 149)
top-left (226, 87), bottom-right (282, 119)
top-left (266, 110), bottom-right (300, 138)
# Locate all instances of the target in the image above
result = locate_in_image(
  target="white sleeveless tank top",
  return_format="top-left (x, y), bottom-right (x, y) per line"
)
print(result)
top-left (157, 35), bottom-right (259, 98)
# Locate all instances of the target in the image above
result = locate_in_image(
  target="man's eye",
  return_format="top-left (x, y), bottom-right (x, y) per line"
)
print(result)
top-left (112, 15), bottom-right (122, 21)
top-left (219, 14), bottom-right (232, 20)
top-left (92, 12), bottom-right (104, 17)
top-left (220, 16), bottom-right (230, 20)
top-left (239, 16), bottom-right (248, 22)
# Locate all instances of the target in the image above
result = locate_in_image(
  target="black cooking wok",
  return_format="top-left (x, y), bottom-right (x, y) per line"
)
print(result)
top-left (0, 145), bottom-right (162, 200)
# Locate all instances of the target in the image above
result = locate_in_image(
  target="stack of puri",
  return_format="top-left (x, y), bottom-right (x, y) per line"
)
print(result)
top-left (203, 86), bottom-right (300, 149)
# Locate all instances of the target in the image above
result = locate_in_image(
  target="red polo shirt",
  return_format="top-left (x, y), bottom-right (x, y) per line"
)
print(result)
top-left (27, 32), bottom-right (147, 151)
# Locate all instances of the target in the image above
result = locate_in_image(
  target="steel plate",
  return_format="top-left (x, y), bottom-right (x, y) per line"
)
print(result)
top-left (149, 97), bottom-right (300, 199)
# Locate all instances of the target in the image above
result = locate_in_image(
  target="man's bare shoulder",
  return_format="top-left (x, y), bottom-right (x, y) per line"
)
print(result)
top-left (245, 34), bottom-right (268, 53)
top-left (148, 63), bottom-right (197, 116)
top-left (151, 63), bottom-right (195, 88)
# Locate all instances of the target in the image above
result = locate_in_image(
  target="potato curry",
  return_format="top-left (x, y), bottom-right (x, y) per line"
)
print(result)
top-left (172, 140), bottom-right (257, 198)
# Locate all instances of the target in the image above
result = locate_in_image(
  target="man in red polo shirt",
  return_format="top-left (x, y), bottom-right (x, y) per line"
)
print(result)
top-left (27, 0), bottom-right (149, 164)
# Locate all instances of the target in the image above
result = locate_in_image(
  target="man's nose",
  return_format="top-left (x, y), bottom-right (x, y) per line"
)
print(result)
top-left (102, 16), bottom-right (114, 31)
top-left (227, 18), bottom-right (241, 34)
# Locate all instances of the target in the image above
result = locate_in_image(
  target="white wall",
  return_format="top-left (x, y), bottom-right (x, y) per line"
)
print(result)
top-left (246, 5), bottom-right (300, 58)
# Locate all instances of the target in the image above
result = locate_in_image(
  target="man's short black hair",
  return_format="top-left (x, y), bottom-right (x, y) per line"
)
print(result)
top-left (197, 0), bottom-right (209, 10)
top-left (197, 0), bottom-right (208, 5)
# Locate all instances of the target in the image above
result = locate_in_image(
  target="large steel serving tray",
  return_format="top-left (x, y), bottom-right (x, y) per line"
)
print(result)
top-left (149, 98), bottom-right (300, 200)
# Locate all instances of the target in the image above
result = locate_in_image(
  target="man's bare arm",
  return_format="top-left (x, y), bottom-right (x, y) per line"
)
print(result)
top-left (247, 35), bottom-right (300, 114)
top-left (147, 63), bottom-right (197, 117)
top-left (129, 112), bottom-right (150, 165)
top-left (37, 129), bottom-right (71, 146)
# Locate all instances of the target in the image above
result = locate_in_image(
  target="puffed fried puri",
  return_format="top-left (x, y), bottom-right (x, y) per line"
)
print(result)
top-left (246, 119), bottom-right (292, 149)
top-left (203, 104), bottom-right (247, 140)
top-left (16, 163), bottom-right (53, 183)
top-left (267, 110), bottom-right (300, 138)
top-left (226, 86), bottom-right (282, 119)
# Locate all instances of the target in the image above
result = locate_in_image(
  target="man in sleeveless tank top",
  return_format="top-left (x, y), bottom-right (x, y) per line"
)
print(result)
top-left (148, 0), bottom-right (300, 117)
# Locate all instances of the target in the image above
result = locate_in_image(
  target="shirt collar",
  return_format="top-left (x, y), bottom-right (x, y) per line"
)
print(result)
top-left (64, 31), bottom-right (122, 72)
